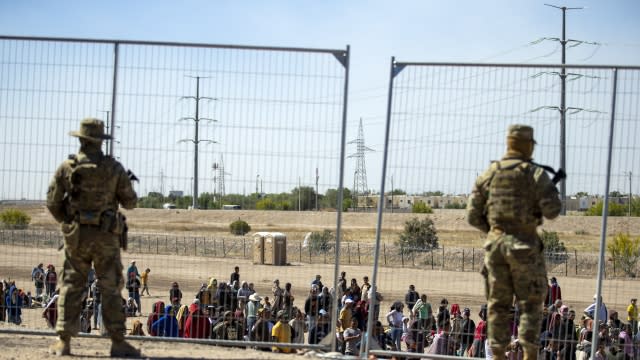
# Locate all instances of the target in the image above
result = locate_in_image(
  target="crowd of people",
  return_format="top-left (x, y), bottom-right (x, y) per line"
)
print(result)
top-left (3, 262), bottom-right (640, 358)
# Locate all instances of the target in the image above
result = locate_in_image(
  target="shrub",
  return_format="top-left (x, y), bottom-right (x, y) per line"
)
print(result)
top-left (412, 201), bottom-right (433, 214)
top-left (607, 233), bottom-right (640, 277)
top-left (541, 230), bottom-right (567, 262)
top-left (307, 230), bottom-right (334, 254)
top-left (585, 201), bottom-right (628, 216)
top-left (0, 208), bottom-right (31, 229)
top-left (396, 217), bottom-right (438, 255)
top-left (229, 219), bottom-right (251, 235)
top-left (256, 198), bottom-right (276, 210)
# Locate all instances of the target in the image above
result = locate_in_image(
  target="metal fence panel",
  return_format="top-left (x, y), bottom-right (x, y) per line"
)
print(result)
top-left (0, 36), bottom-right (349, 351)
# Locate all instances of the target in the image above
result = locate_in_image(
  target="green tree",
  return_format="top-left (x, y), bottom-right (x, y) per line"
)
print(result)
top-left (307, 230), bottom-right (335, 254)
top-left (138, 192), bottom-right (164, 208)
top-left (256, 198), bottom-right (277, 210)
top-left (607, 233), bottom-right (640, 277)
top-left (585, 201), bottom-right (628, 216)
top-left (444, 202), bottom-right (466, 209)
top-left (0, 208), bottom-right (31, 229)
top-left (291, 186), bottom-right (317, 211)
top-left (396, 217), bottom-right (438, 255)
top-left (412, 201), bottom-right (433, 214)
top-left (423, 191), bottom-right (444, 196)
top-left (541, 230), bottom-right (566, 253)
top-left (575, 191), bottom-right (589, 197)
top-left (322, 188), bottom-right (352, 211)
top-left (229, 219), bottom-right (251, 235)
top-left (391, 189), bottom-right (406, 195)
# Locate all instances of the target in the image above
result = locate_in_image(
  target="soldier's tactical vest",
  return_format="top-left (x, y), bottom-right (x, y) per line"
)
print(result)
top-left (66, 154), bottom-right (120, 225)
top-left (486, 159), bottom-right (538, 229)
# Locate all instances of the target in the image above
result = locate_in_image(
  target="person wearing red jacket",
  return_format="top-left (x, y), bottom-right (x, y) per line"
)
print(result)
top-left (184, 302), bottom-right (210, 338)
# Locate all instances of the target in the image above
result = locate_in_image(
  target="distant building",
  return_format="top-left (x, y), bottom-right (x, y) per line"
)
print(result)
top-left (169, 190), bottom-right (184, 198)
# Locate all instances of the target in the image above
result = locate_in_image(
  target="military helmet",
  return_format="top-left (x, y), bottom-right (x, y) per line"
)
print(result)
top-left (69, 118), bottom-right (112, 142)
top-left (507, 124), bottom-right (536, 144)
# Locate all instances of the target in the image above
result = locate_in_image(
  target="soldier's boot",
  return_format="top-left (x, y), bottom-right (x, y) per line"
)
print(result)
top-left (110, 340), bottom-right (140, 358)
top-left (48, 335), bottom-right (71, 356)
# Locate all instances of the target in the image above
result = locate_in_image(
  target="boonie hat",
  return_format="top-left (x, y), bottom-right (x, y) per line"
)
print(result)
top-left (69, 118), bottom-right (112, 142)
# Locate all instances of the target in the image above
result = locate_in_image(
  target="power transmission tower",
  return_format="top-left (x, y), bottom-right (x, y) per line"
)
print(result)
top-left (348, 118), bottom-right (374, 210)
top-left (212, 154), bottom-right (231, 204)
top-left (531, 4), bottom-right (600, 214)
top-left (178, 76), bottom-right (218, 209)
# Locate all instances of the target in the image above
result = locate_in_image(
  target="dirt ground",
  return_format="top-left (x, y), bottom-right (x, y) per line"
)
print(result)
top-left (1, 206), bottom-right (639, 359)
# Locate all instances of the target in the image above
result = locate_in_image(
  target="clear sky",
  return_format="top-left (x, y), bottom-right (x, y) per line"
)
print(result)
top-left (1, 0), bottom-right (639, 199)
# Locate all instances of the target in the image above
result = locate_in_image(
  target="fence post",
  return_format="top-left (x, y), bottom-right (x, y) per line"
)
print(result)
top-left (462, 249), bottom-right (465, 272)
top-left (472, 248), bottom-right (475, 271)
top-left (324, 249), bottom-right (327, 264)
top-left (442, 246), bottom-right (445, 270)
top-left (309, 245), bottom-right (312, 263)
top-left (299, 243), bottom-right (302, 262)
top-left (347, 243), bottom-right (351, 264)
top-left (431, 250), bottom-right (434, 270)
top-left (401, 246), bottom-right (404, 267)
top-left (383, 243), bottom-right (387, 266)
top-left (222, 239), bottom-right (226, 257)
top-left (243, 238), bottom-right (246, 258)
top-left (575, 250), bottom-right (578, 275)
top-left (358, 243), bottom-right (361, 265)
top-left (565, 251), bottom-right (568, 276)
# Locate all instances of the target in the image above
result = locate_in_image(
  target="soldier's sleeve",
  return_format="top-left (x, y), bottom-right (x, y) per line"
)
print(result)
top-left (466, 169), bottom-right (492, 233)
top-left (115, 163), bottom-right (138, 209)
top-left (533, 166), bottom-right (561, 220)
top-left (46, 163), bottom-right (68, 223)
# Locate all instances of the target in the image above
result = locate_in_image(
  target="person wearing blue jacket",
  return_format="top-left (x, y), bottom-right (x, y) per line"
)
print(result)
top-left (151, 305), bottom-right (179, 337)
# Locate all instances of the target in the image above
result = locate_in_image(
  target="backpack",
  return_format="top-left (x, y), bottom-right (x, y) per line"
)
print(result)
top-left (66, 154), bottom-right (120, 225)
top-left (486, 160), bottom-right (536, 226)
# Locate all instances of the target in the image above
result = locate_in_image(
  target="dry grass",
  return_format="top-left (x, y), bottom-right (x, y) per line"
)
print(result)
top-left (11, 205), bottom-right (639, 253)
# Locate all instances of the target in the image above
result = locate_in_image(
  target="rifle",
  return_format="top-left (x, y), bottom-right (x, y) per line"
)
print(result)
top-left (127, 169), bottom-right (139, 183)
top-left (531, 161), bottom-right (567, 185)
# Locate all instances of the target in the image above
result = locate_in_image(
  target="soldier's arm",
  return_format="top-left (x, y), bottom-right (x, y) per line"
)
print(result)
top-left (466, 171), bottom-right (491, 233)
top-left (46, 164), bottom-right (68, 223)
top-left (534, 167), bottom-right (561, 220)
top-left (115, 163), bottom-right (138, 209)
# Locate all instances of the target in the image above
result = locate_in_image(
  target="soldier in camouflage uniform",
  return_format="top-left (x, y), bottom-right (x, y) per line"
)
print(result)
top-left (46, 118), bottom-right (140, 357)
top-left (466, 124), bottom-right (561, 360)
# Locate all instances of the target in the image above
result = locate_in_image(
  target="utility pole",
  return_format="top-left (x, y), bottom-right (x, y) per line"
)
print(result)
top-left (315, 167), bottom-right (319, 211)
top-left (99, 110), bottom-right (111, 155)
top-left (628, 171), bottom-right (633, 217)
top-left (159, 169), bottom-right (165, 197)
top-left (298, 176), bottom-right (301, 212)
top-left (544, 4), bottom-right (584, 215)
top-left (178, 76), bottom-right (218, 209)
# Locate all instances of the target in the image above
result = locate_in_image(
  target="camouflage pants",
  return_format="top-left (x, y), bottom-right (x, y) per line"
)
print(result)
top-left (483, 231), bottom-right (546, 356)
top-left (56, 223), bottom-right (125, 341)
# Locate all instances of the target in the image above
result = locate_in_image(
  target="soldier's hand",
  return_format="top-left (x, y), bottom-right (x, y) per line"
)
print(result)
top-left (551, 169), bottom-right (566, 184)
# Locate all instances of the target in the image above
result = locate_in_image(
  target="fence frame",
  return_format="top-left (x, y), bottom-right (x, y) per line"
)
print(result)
top-left (0, 35), bottom-right (351, 353)
top-left (364, 59), bottom-right (640, 359)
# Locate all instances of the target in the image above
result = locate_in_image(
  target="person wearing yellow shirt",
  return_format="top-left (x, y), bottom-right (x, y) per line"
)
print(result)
top-left (271, 310), bottom-right (294, 353)
top-left (627, 298), bottom-right (638, 336)
top-left (140, 268), bottom-right (151, 296)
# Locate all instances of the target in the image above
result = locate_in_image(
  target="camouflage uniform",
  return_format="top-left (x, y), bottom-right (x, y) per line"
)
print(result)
top-left (46, 118), bottom-right (139, 357)
top-left (466, 125), bottom-right (561, 360)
